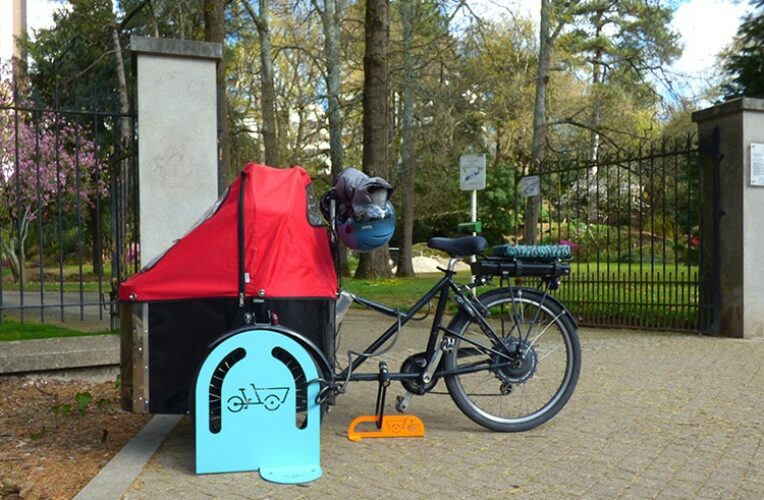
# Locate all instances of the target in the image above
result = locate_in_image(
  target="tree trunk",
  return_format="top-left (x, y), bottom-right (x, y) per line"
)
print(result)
top-left (583, 8), bottom-right (604, 223)
top-left (356, 0), bottom-right (391, 279)
top-left (204, 0), bottom-right (231, 186)
top-left (589, 8), bottom-right (604, 162)
top-left (7, 213), bottom-right (31, 285)
top-left (17, 218), bottom-right (28, 285)
top-left (258, 1), bottom-right (278, 167)
top-left (89, 203), bottom-right (103, 277)
top-left (0, 236), bottom-right (21, 283)
top-left (589, 55), bottom-right (602, 161)
top-left (396, 0), bottom-right (415, 278)
top-left (243, 0), bottom-right (279, 167)
top-left (316, 0), bottom-right (350, 276)
top-left (525, 0), bottom-right (553, 246)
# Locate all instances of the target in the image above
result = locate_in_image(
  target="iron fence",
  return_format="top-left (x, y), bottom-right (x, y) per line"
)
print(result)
top-left (513, 135), bottom-right (712, 332)
top-left (0, 89), bottom-right (138, 329)
top-left (0, 85), bottom-right (711, 335)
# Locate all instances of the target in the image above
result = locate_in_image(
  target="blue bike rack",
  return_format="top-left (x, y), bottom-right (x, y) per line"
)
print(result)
top-left (194, 328), bottom-right (322, 483)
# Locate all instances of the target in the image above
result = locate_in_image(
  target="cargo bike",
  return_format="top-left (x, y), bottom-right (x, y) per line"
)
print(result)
top-left (118, 163), bottom-right (580, 478)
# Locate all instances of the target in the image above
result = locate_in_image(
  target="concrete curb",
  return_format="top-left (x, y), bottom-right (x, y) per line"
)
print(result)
top-left (0, 335), bottom-right (119, 374)
top-left (74, 415), bottom-right (182, 500)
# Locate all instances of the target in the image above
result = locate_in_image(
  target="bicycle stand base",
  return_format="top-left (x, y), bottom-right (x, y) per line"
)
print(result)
top-left (347, 362), bottom-right (425, 441)
top-left (347, 414), bottom-right (425, 441)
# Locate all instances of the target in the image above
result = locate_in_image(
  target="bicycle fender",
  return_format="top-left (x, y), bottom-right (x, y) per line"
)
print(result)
top-left (447, 287), bottom-right (578, 330)
top-left (208, 325), bottom-right (334, 380)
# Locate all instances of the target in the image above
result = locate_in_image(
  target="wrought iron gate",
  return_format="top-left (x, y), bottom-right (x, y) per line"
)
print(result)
top-left (0, 90), bottom-right (138, 330)
top-left (516, 135), bottom-right (714, 332)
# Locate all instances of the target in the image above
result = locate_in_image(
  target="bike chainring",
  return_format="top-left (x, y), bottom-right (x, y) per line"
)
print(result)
top-left (491, 338), bottom-right (537, 385)
top-left (400, 353), bottom-right (438, 395)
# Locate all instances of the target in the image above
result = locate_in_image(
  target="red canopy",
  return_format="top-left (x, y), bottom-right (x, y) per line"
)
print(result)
top-left (119, 163), bottom-right (337, 301)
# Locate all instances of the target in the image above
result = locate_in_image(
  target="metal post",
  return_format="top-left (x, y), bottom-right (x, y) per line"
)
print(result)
top-left (470, 189), bottom-right (477, 262)
top-left (710, 126), bottom-right (723, 335)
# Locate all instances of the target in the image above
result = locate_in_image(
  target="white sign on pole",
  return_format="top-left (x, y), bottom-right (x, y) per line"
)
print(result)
top-left (460, 154), bottom-right (486, 191)
top-left (751, 143), bottom-right (764, 187)
top-left (521, 175), bottom-right (541, 197)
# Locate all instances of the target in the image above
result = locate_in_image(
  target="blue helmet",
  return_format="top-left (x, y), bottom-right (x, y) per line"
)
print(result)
top-left (337, 202), bottom-right (395, 252)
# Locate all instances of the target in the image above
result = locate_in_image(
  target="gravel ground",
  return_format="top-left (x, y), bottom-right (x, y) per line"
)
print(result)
top-left (0, 376), bottom-right (149, 500)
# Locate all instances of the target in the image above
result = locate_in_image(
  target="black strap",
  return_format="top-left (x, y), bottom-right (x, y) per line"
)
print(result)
top-left (238, 172), bottom-right (247, 307)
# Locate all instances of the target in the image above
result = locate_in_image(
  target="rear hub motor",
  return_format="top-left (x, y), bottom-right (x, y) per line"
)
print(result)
top-left (492, 338), bottom-right (537, 385)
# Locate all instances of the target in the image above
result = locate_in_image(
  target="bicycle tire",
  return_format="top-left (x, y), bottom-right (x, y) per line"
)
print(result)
top-left (444, 287), bottom-right (581, 432)
top-left (226, 395), bottom-right (246, 413)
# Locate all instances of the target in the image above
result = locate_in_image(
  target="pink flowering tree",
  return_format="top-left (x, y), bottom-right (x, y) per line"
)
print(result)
top-left (0, 78), bottom-right (105, 283)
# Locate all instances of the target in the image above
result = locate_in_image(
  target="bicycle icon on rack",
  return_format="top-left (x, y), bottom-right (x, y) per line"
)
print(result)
top-left (226, 384), bottom-right (290, 413)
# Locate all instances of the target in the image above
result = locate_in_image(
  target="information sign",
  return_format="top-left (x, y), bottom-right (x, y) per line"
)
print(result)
top-left (752, 143), bottom-right (764, 187)
top-left (521, 175), bottom-right (541, 197)
top-left (460, 154), bottom-right (486, 191)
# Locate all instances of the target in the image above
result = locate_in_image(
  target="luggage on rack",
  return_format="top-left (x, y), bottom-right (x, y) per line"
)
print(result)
top-left (472, 244), bottom-right (572, 279)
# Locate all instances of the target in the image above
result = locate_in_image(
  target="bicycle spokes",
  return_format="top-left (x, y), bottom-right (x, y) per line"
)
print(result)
top-left (444, 288), bottom-right (581, 432)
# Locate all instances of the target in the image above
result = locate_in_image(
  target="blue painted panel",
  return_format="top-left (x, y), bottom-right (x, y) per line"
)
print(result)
top-left (194, 329), bottom-right (322, 483)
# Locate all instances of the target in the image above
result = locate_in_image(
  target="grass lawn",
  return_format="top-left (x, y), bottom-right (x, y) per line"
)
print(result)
top-left (342, 263), bottom-right (701, 329)
top-left (2, 263), bottom-right (114, 292)
top-left (1, 259), bottom-right (701, 336)
top-left (0, 318), bottom-right (116, 342)
top-left (2, 282), bottom-right (108, 292)
top-left (568, 261), bottom-right (698, 276)
top-left (343, 264), bottom-right (698, 304)
top-left (342, 271), bottom-right (480, 311)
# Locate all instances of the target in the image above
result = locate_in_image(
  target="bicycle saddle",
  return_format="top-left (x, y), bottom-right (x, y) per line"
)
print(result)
top-left (427, 236), bottom-right (488, 257)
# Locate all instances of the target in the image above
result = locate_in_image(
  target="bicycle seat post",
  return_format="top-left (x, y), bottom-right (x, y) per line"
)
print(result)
top-left (448, 257), bottom-right (459, 273)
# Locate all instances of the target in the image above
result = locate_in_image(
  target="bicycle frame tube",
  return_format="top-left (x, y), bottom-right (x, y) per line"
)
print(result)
top-left (335, 269), bottom-right (557, 383)
top-left (337, 272), bottom-right (455, 381)
top-left (447, 283), bottom-right (519, 361)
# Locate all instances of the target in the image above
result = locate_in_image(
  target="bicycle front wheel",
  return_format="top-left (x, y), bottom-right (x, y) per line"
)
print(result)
top-left (444, 287), bottom-right (581, 432)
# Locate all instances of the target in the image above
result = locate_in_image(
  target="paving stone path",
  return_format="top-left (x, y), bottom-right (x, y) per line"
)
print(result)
top-left (123, 312), bottom-right (764, 499)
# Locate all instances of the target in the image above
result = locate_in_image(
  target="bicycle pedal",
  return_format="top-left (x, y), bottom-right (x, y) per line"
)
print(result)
top-left (347, 414), bottom-right (425, 441)
top-left (395, 393), bottom-right (412, 412)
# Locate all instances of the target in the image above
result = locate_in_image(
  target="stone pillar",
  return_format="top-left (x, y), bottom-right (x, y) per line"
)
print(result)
top-left (132, 37), bottom-right (222, 266)
top-left (693, 98), bottom-right (764, 338)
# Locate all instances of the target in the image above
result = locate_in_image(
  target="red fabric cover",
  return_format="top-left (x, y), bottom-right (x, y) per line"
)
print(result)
top-left (119, 163), bottom-right (337, 301)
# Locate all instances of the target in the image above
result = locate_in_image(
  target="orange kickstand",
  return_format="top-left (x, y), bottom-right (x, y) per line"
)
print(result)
top-left (347, 414), bottom-right (425, 441)
top-left (346, 362), bottom-right (426, 441)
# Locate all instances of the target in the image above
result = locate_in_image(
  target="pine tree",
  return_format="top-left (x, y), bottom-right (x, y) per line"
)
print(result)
top-left (724, 0), bottom-right (764, 98)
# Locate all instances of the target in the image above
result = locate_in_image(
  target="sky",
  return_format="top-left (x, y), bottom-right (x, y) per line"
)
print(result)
top-left (469, 0), bottom-right (754, 101)
top-left (0, 0), bottom-right (755, 101)
top-left (0, 0), bottom-right (65, 63)
top-left (670, 0), bottom-right (752, 98)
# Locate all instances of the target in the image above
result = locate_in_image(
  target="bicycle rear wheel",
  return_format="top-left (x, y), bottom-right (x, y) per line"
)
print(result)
top-left (444, 287), bottom-right (580, 432)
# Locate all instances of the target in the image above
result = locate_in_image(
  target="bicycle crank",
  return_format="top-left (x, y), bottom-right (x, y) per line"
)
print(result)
top-left (400, 353), bottom-right (439, 395)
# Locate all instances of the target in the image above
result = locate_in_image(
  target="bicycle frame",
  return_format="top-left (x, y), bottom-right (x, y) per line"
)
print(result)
top-left (323, 239), bottom-right (580, 433)
top-left (335, 258), bottom-right (520, 385)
